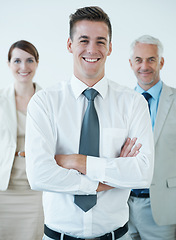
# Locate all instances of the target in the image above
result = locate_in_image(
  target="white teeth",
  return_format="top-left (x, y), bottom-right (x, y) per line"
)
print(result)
top-left (84, 58), bottom-right (98, 62)
top-left (19, 72), bottom-right (29, 76)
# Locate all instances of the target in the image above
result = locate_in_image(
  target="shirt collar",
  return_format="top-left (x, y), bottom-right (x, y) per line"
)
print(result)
top-left (71, 75), bottom-right (108, 99)
top-left (135, 80), bottom-right (163, 100)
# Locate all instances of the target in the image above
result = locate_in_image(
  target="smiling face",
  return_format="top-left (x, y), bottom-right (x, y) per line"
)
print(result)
top-left (67, 20), bottom-right (112, 87)
top-left (8, 48), bottom-right (38, 84)
top-left (129, 43), bottom-right (164, 91)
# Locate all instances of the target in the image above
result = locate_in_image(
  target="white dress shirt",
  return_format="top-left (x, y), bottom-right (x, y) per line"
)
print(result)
top-left (26, 75), bottom-right (154, 238)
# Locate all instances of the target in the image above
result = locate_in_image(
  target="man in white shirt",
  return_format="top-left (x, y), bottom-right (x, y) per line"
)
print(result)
top-left (25, 6), bottom-right (154, 240)
top-left (128, 35), bottom-right (176, 240)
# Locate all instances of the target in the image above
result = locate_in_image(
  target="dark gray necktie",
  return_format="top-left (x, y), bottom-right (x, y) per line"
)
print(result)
top-left (74, 88), bottom-right (99, 212)
top-left (142, 92), bottom-right (152, 113)
top-left (132, 91), bottom-right (152, 197)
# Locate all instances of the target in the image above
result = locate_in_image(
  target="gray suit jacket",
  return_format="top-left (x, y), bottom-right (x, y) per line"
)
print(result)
top-left (150, 82), bottom-right (176, 225)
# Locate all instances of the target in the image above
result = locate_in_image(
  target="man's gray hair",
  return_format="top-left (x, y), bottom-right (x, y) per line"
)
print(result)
top-left (130, 35), bottom-right (164, 60)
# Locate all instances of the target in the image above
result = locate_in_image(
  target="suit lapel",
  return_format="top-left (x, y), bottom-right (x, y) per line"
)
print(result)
top-left (2, 82), bottom-right (41, 143)
top-left (154, 83), bottom-right (173, 144)
top-left (4, 84), bottom-right (17, 142)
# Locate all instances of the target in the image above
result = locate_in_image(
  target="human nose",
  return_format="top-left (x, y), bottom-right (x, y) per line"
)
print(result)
top-left (20, 61), bottom-right (28, 70)
top-left (141, 59), bottom-right (149, 69)
top-left (87, 42), bottom-right (97, 54)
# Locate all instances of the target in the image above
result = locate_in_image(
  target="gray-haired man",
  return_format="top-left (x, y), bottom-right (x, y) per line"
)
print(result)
top-left (129, 35), bottom-right (176, 240)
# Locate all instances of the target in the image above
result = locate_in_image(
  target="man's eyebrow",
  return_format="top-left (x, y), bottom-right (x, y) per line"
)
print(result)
top-left (78, 36), bottom-right (107, 41)
top-left (78, 35), bottom-right (89, 40)
top-left (134, 56), bottom-right (157, 60)
top-left (148, 56), bottom-right (157, 59)
top-left (97, 37), bottom-right (107, 42)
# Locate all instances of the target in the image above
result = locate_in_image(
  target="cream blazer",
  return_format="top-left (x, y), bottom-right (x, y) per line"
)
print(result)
top-left (150, 83), bottom-right (176, 225)
top-left (0, 83), bottom-right (41, 191)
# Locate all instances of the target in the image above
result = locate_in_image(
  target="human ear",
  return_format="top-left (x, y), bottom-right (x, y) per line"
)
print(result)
top-left (67, 38), bottom-right (73, 53)
top-left (129, 59), bottom-right (133, 68)
top-left (160, 57), bottom-right (164, 70)
top-left (107, 42), bottom-right (112, 56)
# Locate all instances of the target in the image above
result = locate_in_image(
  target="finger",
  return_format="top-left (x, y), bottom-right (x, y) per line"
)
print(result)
top-left (123, 137), bottom-right (137, 157)
top-left (122, 138), bottom-right (131, 151)
top-left (128, 144), bottom-right (141, 157)
top-left (120, 138), bottom-right (131, 157)
top-left (120, 137), bottom-right (137, 157)
top-left (128, 143), bottom-right (142, 157)
top-left (133, 150), bottom-right (139, 157)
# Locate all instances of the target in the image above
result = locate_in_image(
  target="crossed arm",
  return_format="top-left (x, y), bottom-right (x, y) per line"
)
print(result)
top-left (55, 137), bottom-right (142, 192)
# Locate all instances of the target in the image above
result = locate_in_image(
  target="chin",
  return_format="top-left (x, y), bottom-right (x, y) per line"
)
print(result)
top-left (18, 78), bottom-right (33, 83)
top-left (138, 78), bottom-right (154, 86)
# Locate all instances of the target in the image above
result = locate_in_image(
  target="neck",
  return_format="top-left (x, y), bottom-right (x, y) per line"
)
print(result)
top-left (138, 79), bottom-right (160, 91)
top-left (14, 81), bottom-right (35, 98)
top-left (82, 79), bottom-right (101, 87)
top-left (75, 75), bottom-right (104, 87)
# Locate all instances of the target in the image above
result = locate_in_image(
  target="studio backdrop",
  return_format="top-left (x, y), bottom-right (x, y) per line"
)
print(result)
top-left (0, 0), bottom-right (175, 89)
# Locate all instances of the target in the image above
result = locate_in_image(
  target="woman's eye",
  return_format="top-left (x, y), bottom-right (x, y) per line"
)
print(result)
top-left (14, 59), bottom-right (20, 63)
top-left (28, 59), bottom-right (34, 63)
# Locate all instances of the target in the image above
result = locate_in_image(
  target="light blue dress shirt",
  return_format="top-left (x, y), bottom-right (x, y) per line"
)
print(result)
top-left (133, 80), bottom-right (163, 194)
top-left (135, 80), bottom-right (163, 131)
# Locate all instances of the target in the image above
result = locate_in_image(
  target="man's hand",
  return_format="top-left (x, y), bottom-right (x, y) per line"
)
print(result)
top-left (96, 138), bottom-right (142, 192)
top-left (120, 137), bottom-right (142, 157)
top-left (97, 183), bottom-right (113, 192)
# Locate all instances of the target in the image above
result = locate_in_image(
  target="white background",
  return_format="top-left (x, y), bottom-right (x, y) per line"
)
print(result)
top-left (0, 0), bottom-right (176, 89)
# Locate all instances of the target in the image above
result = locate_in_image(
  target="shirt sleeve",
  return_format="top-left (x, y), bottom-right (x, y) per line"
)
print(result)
top-left (86, 93), bottom-right (154, 189)
top-left (25, 91), bottom-right (99, 195)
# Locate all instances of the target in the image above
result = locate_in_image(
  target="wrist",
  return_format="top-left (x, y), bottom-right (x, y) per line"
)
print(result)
top-left (76, 154), bottom-right (87, 174)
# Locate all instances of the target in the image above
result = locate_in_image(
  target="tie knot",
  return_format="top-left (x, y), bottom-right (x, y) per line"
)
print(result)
top-left (142, 92), bottom-right (152, 102)
top-left (83, 89), bottom-right (99, 101)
